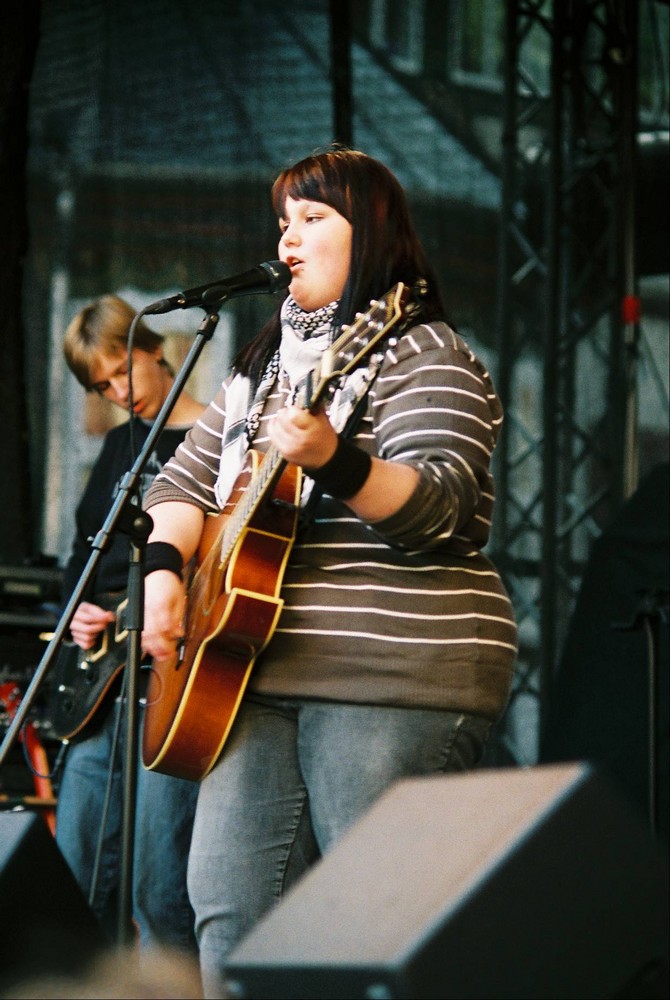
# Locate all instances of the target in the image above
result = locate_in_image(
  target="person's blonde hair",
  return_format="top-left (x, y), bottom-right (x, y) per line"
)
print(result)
top-left (63, 295), bottom-right (169, 391)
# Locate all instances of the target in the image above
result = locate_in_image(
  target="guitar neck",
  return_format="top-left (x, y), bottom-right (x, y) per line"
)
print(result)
top-left (219, 444), bottom-right (287, 566)
top-left (215, 367), bottom-right (330, 570)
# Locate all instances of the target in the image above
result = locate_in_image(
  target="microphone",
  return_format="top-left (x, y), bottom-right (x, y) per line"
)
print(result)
top-left (144, 260), bottom-right (291, 315)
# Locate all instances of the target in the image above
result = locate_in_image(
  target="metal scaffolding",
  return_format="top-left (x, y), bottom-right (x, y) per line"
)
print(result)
top-left (491, 0), bottom-right (640, 764)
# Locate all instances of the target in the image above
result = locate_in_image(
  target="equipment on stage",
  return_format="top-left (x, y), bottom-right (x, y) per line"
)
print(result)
top-left (144, 259), bottom-right (291, 314)
top-left (0, 560), bottom-right (62, 641)
top-left (0, 810), bottom-right (106, 993)
top-left (226, 763), bottom-right (669, 1000)
top-left (0, 561), bottom-right (62, 825)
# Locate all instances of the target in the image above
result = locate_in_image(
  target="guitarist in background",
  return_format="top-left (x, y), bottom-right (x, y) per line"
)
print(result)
top-left (141, 147), bottom-right (518, 998)
top-left (53, 295), bottom-right (205, 953)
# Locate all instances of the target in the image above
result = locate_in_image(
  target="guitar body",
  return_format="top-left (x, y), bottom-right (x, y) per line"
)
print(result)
top-left (142, 450), bottom-right (302, 781)
top-left (45, 592), bottom-right (129, 741)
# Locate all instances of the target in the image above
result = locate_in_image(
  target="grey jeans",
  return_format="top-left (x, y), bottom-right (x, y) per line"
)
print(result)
top-left (187, 693), bottom-right (492, 998)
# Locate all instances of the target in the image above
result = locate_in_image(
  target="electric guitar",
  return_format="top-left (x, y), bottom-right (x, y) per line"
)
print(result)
top-left (142, 282), bottom-right (410, 781)
top-left (45, 592), bottom-right (130, 741)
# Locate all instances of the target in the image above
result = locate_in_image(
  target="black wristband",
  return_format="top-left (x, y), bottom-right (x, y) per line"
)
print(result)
top-left (305, 437), bottom-right (372, 500)
top-left (144, 541), bottom-right (183, 579)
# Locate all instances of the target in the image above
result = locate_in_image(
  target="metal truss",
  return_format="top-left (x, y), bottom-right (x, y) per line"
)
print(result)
top-left (490, 0), bottom-right (640, 764)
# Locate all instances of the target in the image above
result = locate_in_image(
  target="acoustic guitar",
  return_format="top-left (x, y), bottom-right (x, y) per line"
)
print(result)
top-left (142, 282), bottom-right (410, 781)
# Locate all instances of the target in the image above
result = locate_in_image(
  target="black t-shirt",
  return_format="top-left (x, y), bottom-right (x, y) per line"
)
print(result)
top-left (61, 417), bottom-right (192, 605)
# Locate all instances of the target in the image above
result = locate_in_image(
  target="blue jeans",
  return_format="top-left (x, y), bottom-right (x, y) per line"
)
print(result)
top-left (55, 690), bottom-right (199, 952)
top-left (187, 694), bottom-right (492, 997)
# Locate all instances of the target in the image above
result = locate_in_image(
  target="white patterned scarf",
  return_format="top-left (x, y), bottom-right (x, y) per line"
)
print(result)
top-left (214, 294), bottom-right (389, 507)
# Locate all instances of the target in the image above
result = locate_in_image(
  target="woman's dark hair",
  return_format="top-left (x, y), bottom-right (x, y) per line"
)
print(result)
top-left (234, 147), bottom-right (446, 382)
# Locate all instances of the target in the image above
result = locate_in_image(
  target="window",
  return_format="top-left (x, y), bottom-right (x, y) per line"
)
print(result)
top-left (370, 0), bottom-right (425, 75)
top-left (449, 0), bottom-right (506, 89)
top-left (639, 0), bottom-right (669, 124)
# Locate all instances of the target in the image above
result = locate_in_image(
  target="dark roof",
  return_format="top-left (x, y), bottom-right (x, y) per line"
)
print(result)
top-left (28, 0), bottom-right (500, 207)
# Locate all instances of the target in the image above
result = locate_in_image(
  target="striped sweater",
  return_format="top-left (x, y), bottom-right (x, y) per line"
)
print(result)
top-left (144, 320), bottom-right (517, 721)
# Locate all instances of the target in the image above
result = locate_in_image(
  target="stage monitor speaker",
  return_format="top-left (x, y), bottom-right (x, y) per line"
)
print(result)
top-left (225, 763), bottom-right (669, 1000)
top-left (0, 811), bottom-right (107, 993)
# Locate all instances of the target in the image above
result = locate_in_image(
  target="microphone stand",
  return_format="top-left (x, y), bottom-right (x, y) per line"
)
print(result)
top-left (613, 587), bottom-right (669, 839)
top-left (0, 306), bottom-right (222, 946)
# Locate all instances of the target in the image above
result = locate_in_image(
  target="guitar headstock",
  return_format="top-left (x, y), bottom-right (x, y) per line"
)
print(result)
top-left (308, 282), bottom-right (409, 409)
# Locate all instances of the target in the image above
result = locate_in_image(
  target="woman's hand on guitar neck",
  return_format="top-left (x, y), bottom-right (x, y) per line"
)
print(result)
top-left (269, 403), bottom-right (420, 522)
top-left (269, 403), bottom-right (338, 469)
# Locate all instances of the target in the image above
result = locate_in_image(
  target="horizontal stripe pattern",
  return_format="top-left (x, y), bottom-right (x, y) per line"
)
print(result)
top-left (145, 320), bottom-right (517, 720)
